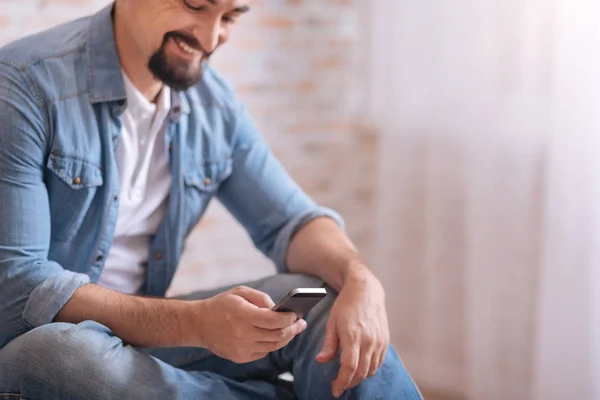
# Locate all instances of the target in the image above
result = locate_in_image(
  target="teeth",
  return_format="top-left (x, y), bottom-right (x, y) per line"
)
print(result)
top-left (174, 38), bottom-right (201, 56)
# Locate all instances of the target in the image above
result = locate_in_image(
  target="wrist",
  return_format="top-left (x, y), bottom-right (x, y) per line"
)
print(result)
top-left (342, 260), bottom-right (373, 285)
top-left (174, 299), bottom-right (207, 347)
top-left (343, 262), bottom-right (385, 295)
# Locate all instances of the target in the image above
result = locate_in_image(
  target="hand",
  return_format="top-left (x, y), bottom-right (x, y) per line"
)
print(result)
top-left (192, 286), bottom-right (306, 364)
top-left (316, 268), bottom-right (390, 398)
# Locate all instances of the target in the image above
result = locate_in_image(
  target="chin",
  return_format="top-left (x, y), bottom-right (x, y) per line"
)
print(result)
top-left (148, 54), bottom-right (206, 91)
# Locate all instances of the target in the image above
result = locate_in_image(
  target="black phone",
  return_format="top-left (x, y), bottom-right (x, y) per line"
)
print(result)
top-left (271, 288), bottom-right (327, 318)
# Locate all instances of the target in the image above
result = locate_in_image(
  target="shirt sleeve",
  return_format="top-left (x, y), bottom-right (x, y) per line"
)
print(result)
top-left (216, 102), bottom-right (345, 273)
top-left (0, 62), bottom-right (90, 335)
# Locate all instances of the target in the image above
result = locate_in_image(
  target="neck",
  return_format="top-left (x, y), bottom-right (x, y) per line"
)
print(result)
top-left (113, 4), bottom-right (163, 103)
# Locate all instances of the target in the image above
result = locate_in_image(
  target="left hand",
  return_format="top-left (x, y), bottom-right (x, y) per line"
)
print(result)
top-left (315, 267), bottom-right (390, 398)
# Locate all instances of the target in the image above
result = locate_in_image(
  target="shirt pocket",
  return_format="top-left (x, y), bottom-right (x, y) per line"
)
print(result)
top-left (45, 153), bottom-right (104, 242)
top-left (182, 156), bottom-right (232, 234)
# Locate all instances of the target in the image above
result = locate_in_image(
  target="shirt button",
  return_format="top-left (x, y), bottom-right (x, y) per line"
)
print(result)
top-left (96, 255), bottom-right (104, 262)
top-left (204, 177), bottom-right (212, 185)
top-left (73, 177), bottom-right (81, 185)
top-left (154, 252), bottom-right (163, 260)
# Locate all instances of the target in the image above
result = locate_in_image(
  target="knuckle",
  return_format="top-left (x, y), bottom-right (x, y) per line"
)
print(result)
top-left (342, 361), bottom-right (358, 372)
top-left (294, 321), bottom-right (307, 335)
top-left (235, 285), bottom-right (249, 293)
top-left (348, 328), bottom-right (360, 340)
top-left (277, 328), bottom-right (288, 339)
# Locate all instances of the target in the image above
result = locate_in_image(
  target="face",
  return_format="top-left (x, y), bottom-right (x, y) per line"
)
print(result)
top-left (121, 0), bottom-right (250, 91)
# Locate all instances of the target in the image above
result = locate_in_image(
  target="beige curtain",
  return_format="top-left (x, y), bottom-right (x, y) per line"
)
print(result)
top-left (368, 0), bottom-right (600, 399)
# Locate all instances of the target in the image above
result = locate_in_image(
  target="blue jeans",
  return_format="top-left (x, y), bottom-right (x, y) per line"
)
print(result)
top-left (0, 274), bottom-right (423, 400)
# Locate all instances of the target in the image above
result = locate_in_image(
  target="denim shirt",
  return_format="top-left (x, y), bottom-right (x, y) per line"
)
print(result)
top-left (0, 4), bottom-right (342, 349)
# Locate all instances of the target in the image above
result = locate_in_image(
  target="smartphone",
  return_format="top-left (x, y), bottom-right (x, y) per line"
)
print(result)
top-left (271, 288), bottom-right (327, 318)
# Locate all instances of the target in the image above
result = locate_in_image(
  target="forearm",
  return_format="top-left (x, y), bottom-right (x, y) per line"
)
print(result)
top-left (54, 283), bottom-right (196, 348)
top-left (286, 217), bottom-right (375, 292)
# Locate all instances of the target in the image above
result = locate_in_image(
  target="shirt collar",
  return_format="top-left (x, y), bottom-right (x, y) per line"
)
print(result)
top-left (87, 4), bottom-right (126, 104)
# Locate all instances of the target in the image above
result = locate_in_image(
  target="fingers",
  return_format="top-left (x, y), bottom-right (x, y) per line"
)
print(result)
top-left (250, 307), bottom-right (297, 329)
top-left (348, 332), bottom-right (381, 388)
top-left (378, 345), bottom-right (387, 369)
top-left (373, 340), bottom-right (388, 374)
top-left (254, 318), bottom-right (307, 343)
top-left (368, 350), bottom-right (381, 378)
top-left (232, 286), bottom-right (297, 329)
top-left (331, 332), bottom-right (387, 396)
top-left (316, 319), bottom-right (339, 363)
top-left (254, 323), bottom-right (305, 353)
top-left (348, 349), bottom-right (374, 389)
top-left (331, 341), bottom-right (359, 398)
top-left (233, 286), bottom-right (275, 308)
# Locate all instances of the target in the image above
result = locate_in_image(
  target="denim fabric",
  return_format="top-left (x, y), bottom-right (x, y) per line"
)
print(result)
top-left (0, 3), bottom-right (342, 349)
top-left (0, 274), bottom-right (423, 400)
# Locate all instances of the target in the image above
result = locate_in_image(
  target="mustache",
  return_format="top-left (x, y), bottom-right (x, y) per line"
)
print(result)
top-left (164, 31), bottom-right (213, 58)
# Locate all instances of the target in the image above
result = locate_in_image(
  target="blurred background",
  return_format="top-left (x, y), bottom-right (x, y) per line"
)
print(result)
top-left (2, 1), bottom-right (600, 399)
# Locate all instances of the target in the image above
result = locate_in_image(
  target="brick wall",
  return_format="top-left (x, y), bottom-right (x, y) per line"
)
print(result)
top-left (0, 0), bottom-right (378, 295)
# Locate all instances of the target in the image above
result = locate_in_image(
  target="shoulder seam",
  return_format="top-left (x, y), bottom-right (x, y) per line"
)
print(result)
top-left (0, 61), bottom-right (51, 150)
top-left (0, 45), bottom-right (86, 69)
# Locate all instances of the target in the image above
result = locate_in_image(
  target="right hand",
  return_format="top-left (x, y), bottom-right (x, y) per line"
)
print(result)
top-left (192, 285), bottom-right (306, 363)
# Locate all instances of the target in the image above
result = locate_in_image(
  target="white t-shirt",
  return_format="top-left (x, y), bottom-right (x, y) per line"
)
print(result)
top-left (97, 73), bottom-right (172, 294)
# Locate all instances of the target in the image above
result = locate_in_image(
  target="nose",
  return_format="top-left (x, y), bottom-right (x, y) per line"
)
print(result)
top-left (194, 20), bottom-right (223, 54)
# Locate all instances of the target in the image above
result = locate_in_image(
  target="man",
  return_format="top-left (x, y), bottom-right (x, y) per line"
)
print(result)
top-left (0, 1), bottom-right (422, 399)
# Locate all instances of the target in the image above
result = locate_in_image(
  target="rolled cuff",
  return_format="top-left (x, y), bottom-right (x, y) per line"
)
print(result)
top-left (270, 206), bottom-right (345, 273)
top-left (22, 269), bottom-right (91, 329)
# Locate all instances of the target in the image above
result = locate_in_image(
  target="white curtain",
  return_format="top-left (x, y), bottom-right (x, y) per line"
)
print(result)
top-left (368, 0), bottom-right (600, 399)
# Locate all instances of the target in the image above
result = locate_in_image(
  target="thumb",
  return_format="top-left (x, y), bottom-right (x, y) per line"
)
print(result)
top-left (234, 286), bottom-right (275, 309)
top-left (316, 319), bottom-right (339, 363)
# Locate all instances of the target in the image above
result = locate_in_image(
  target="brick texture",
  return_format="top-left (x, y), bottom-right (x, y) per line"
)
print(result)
top-left (0, 0), bottom-right (377, 295)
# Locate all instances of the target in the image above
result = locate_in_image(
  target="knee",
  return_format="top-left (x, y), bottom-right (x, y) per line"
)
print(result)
top-left (0, 321), bottom-right (124, 389)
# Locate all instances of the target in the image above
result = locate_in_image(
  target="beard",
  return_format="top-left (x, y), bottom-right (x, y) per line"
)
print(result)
top-left (148, 32), bottom-right (211, 91)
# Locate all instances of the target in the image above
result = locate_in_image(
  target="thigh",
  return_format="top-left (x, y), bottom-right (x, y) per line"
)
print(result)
top-left (0, 321), bottom-right (293, 400)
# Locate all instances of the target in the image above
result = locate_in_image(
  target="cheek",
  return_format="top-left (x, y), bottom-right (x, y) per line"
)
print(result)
top-left (130, 21), bottom-right (167, 58)
top-left (219, 30), bottom-right (231, 46)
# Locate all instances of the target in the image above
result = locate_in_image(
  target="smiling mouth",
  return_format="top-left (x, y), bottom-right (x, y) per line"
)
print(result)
top-left (172, 36), bottom-right (203, 57)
